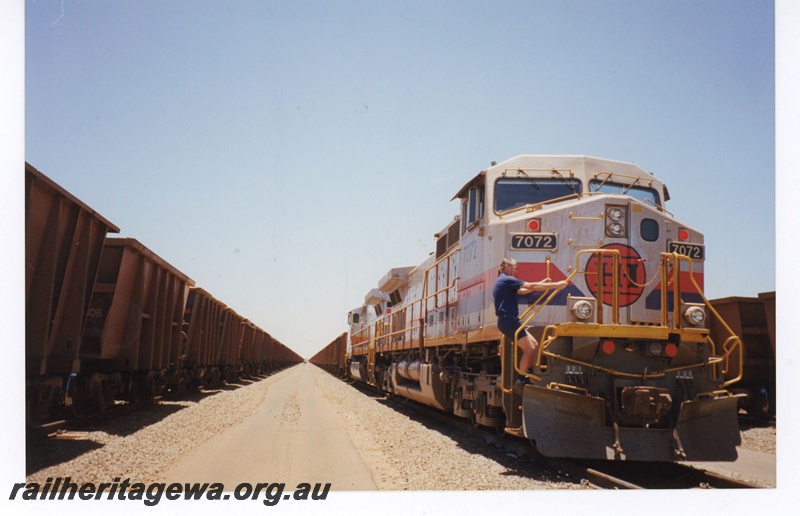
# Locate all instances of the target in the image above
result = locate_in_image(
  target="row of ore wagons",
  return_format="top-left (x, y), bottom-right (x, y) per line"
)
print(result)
top-left (25, 163), bottom-right (302, 424)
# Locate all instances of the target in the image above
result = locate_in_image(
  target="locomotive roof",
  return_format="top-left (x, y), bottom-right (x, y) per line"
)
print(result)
top-left (452, 155), bottom-right (660, 201)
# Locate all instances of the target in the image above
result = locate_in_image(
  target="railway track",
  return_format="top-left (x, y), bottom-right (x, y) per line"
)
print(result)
top-left (350, 380), bottom-right (760, 490)
top-left (574, 460), bottom-right (759, 489)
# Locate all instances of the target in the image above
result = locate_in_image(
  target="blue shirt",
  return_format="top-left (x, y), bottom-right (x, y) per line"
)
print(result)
top-left (493, 273), bottom-right (525, 317)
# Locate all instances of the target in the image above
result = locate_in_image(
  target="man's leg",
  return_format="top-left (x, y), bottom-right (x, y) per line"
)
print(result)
top-left (518, 330), bottom-right (539, 373)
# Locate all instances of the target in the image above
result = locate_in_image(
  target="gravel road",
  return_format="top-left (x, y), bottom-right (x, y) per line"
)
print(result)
top-left (26, 363), bottom-right (776, 491)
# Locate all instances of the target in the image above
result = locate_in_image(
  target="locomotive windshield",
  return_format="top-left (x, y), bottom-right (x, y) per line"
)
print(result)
top-left (494, 177), bottom-right (582, 213)
top-left (589, 179), bottom-right (661, 206)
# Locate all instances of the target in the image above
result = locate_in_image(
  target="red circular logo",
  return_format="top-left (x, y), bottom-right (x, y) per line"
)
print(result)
top-left (584, 244), bottom-right (646, 307)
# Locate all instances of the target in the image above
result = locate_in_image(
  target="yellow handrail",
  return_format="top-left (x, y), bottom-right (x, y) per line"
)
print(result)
top-left (667, 253), bottom-right (743, 386)
top-left (367, 245), bottom-right (462, 353)
top-left (507, 250), bottom-right (742, 386)
top-left (497, 193), bottom-right (582, 217)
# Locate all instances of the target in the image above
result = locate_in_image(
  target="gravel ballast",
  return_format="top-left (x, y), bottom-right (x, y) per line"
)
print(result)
top-left (26, 365), bottom-right (776, 490)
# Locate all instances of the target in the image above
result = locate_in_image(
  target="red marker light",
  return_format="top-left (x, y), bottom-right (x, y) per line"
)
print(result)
top-left (664, 343), bottom-right (678, 357)
top-left (601, 340), bottom-right (616, 355)
top-left (678, 229), bottom-right (690, 241)
top-left (528, 219), bottom-right (541, 231)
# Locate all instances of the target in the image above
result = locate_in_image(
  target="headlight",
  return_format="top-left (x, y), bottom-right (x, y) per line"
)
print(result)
top-left (606, 206), bottom-right (624, 221)
top-left (607, 222), bottom-right (625, 237)
top-left (571, 300), bottom-right (594, 321)
top-left (682, 305), bottom-right (706, 326)
top-left (605, 205), bottom-right (627, 237)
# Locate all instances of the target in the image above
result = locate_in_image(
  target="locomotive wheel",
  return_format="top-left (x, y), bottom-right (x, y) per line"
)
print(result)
top-left (472, 393), bottom-right (486, 428)
top-left (470, 412), bottom-right (480, 428)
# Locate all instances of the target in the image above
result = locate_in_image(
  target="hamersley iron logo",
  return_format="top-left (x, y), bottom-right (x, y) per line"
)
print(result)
top-left (584, 244), bottom-right (646, 307)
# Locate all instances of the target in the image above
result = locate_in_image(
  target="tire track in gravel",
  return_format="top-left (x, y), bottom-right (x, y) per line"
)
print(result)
top-left (159, 364), bottom-right (378, 490)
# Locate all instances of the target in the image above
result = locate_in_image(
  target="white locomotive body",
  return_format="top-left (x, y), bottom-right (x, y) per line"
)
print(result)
top-left (348, 155), bottom-right (742, 461)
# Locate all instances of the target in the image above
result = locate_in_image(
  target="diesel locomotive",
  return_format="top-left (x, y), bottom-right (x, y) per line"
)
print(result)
top-left (344, 155), bottom-right (744, 462)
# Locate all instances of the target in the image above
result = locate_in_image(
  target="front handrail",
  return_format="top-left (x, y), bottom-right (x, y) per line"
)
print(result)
top-left (666, 253), bottom-right (743, 386)
top-left (509, 251), bottom-right (742, 386)
top-left (517, 248), bottom-right (620, 330)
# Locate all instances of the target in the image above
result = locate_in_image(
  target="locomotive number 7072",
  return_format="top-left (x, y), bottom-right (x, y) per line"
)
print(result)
top-left (668, 242), bottom-right (705, 261)
top-left (511, 233), bottom-right (557, 250)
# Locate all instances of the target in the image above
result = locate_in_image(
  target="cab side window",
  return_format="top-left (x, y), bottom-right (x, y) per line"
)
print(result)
top-left (462, 187), bottom-right (484, 233)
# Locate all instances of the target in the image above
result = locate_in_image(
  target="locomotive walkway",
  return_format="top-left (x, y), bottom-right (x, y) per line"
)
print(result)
top-left (160, 364), bottom-right (378, 490)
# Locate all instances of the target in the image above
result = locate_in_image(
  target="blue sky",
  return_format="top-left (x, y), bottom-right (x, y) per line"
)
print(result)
top-left (22, 0), bottom-right (775, 362)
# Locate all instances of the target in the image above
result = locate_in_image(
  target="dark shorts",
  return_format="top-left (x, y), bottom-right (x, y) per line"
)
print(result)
top-left (497, 315), bottom-right (523, 342)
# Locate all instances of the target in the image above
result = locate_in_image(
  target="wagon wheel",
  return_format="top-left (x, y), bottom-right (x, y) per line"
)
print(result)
top-left (177, 374), bottom-right (188, 394)
top-left (148, 376), bottom-right (161, 398)
top-left (69, 395), bottom-right (91, 418)
top-left (30, 384), bottom-right (59, 425)
top-left (94, 390), bottom-right (108, 413)
top-left (129, 376), bottom-right (145, 403)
